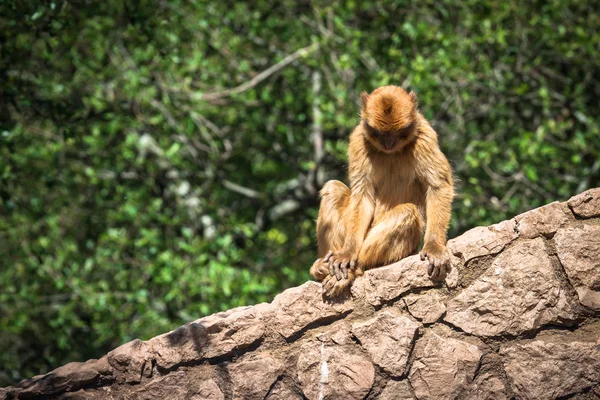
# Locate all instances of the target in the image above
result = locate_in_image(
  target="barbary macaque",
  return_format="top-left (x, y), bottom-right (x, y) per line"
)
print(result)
top-left (310, 85), bottom-right (454, 297)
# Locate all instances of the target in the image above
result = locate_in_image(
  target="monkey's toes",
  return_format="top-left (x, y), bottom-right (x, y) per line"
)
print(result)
top-left (427, 257), bottom-right (451, 281)
top-left (322, 275), bottom-right (351, 298)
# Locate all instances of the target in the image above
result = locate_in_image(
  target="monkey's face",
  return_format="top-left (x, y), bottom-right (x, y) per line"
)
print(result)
top-left (363, 120), bottom-right (416, 153)
top-left (360, 85), bottom-right (418, 153)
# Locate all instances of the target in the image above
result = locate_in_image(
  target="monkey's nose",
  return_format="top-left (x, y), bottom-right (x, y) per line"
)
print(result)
top-left (382, 138), bottom-right (396, 149)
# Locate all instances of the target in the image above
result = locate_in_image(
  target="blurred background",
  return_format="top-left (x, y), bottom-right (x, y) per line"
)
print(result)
top-left (1, 0), bottom-right (599, 385)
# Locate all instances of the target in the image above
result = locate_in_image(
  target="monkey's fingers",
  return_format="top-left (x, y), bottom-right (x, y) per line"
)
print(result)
top-left (430, 260), bottom-right (441, 281)
top-left (442, 259), bottom-right (453, 279)
top-left (334, 260), bottom-right (343, 280)
top-left (427, 259), bottom-right (434, 276)
top-left (445, 260), bottom-right (453, 275)
top-left (428, 257), bottom-right (450, 281)
top-left (420, 251), bottom-right (427, 262)
top-left (323, 251), bottom-right (333, 263)
top-left (340, 261), bottom-right (349, 279)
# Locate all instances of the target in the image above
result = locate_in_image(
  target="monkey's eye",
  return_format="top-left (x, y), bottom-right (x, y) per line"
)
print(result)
top-left (396, 122), bottom-right (415, 138)
top-left (364, 122), bottom-right (383, 138)
top-left (372, 129), bottom-right (383, 137)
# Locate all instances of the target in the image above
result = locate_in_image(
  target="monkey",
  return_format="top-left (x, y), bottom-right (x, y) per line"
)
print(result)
top-left (310, 85), bottom-right (454, 298)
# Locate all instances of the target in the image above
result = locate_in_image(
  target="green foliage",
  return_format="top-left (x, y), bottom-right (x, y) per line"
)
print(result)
top-left (1, 0), bottom-right (599, 385)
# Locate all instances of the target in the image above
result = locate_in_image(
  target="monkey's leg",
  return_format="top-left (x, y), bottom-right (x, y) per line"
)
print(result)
top-left (310, 180), bottom-right (350, 281)
top-left (358, 203), bottom-right (424, 269)
top-left (323, 203), bottom-right (423, 297)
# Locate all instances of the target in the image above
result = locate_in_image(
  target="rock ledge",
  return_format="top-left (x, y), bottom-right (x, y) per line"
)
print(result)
top-left (2, 188), bottom-right (600, 400)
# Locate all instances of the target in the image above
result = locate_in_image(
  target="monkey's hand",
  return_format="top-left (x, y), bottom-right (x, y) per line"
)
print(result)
top-left (323, 250), bottom-right (357, 281)
top-left (420, 243), bottom-right (451, 281)
top-left (320, 250), bottom-right (361, 298)
top-left (310, 257), bottom-right (330, 282)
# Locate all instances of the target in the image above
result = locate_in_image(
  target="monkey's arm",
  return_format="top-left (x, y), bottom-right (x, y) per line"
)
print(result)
top-left (422, 179), bottom-right (453, 250)
top-left (325, 130), bottom-right (375, 280)
top-left (415, 123), bottom-right (455, 279)
top-left (341, 174), bottom-right (375, 260)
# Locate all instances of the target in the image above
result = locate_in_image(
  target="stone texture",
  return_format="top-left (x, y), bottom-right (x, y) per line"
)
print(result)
top-left (15, 357), bottom-right (112, 398)
top-left (515, 201), bottom-right (573, 238)
top-left (229, 356), bottom-right (284, 400)
top-left (466, 372), bottom-right (509, 400)
top-left (268, 281), bottom-right (353, 339)
top-left (149, 304), bottom-right (270, 369)
top-left (59, 387), bottom-right (113, 399)
top-left (378, 380), bottom-right (414, 400)
top-left (191, 380), bottom-right (225, 400)
top-left (351, 255), bottom-right (437, 306)
top-left (501, 337), bottom-right (600, 399)
top-left (447, 219), bottom-right (517, 262)
top-left (404, 291), bottom-right (446, 324)
top-left (265, 381), bottom-right (303, 400)
top-left (555, 224), bottom-right (600, 310)
top-left (0, 388), bottom-right (15, 400)
top-left (192, 380), bottom-right (225, 400)
top-left (4, 188), bottom-right (600, 400)
top-left (568, 188), bottom-right (600, 218)
top-left (131, 368), bottom-right (224, 400)
top-left (409, 331), bottom-right (483, 400)
top-left (315, 321), bottom-right (353, 346)
top-left (445, 260), bottom-right (460, 289)
top-left (107, 339), bottom-right (152, 384)
top-left (351, 311), bottom-right (420, 377)
top-left (297, 341), bottom-right (374, 400)
top-left (445, 238), bottom-right (576, 337)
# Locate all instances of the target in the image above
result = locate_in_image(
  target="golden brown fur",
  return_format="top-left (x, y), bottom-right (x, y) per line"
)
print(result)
top-left (310, 85), bottom-right (454, 297)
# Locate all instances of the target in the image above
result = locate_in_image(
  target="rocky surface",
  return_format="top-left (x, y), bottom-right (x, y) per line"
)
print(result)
top-left (555, 225), bottom-right (600, 311)
top-left (378, 380), bottom-right (413, 400)
top-left (568, 188), bottom-right (600, 218)
top-left (404, 291), bottom-right (446, 324)
top-left (444, 238), bottom-right (577, 337)
top-left (2, 187), bottom-right (600, 400)
top-left (351, 311), bottom-right (420, 377)
top-left (297, 339), bottom-right (375, 400)
top-left (447, 219), bottom-right (517, 263)
top-left (408, 328), bottom-right (483, 400)
top-left (501, 333), bottom-right (600, 399)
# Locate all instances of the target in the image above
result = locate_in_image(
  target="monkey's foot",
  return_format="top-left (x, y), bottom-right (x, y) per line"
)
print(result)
top-left (420, 249), bottom-right (451, 281)
top-left (322, 274), bottom-right (353, 298)
top-left (321, 266), bottom-right (362, 298)
top-left (310, 257), bottom-right (330, 281)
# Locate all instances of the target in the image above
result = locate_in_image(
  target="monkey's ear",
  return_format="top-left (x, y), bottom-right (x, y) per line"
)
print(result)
top-left (360, 91), bottom-right (369, 110)
top-left (408, 90), bottom-right (418, 106)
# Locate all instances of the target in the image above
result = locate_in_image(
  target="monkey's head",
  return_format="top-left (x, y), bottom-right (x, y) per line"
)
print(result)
top-left (360, 85), bottom-right (418, 153)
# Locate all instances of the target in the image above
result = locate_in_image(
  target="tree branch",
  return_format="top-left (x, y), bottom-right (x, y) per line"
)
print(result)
top-left (222, 180), bottom-right (262, 199)
top-left (200, 42), bottom-right (319, 102)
